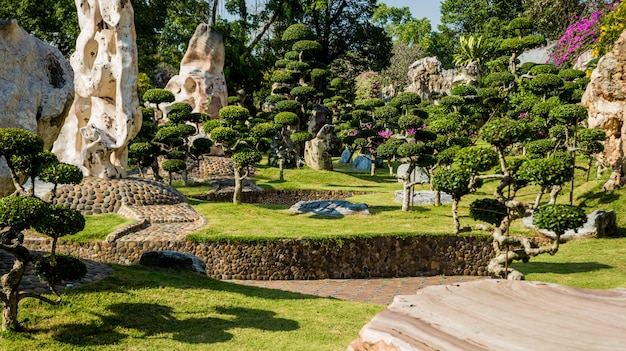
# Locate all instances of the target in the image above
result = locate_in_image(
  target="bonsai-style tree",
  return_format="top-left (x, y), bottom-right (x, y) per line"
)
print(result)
top-left (208, 106), bottom-right (275, 204)
top-left (129, 106), bottom-right (162, 180)
top-left (0, 128), bottom-right (85, 331)
top-left (142, 88), bottom-right (175, 123)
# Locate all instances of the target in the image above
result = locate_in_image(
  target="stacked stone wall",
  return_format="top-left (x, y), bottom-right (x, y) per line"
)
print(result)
top-left (24, 235), bottom-right (495, 280)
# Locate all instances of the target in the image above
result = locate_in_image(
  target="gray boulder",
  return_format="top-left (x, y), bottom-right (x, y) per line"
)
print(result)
top-left (289, 200), bottom-right (370, 217)
top-left (338, 148), bottom-right (352, 164)
top-left (523, 210), bottom-right (617, 241)
top-left (139, 250), bottom-right (206, 274)
top-left (352, 155), bottom-right (372, 171)
top-left (396, 164), bottom-right (429, 184)
top-left (395, 190), bottom-right (453, 205)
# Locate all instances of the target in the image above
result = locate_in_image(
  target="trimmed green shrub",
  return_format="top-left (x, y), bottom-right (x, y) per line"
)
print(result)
top-left (533, 204), bottom-right (587, 235)
top-left (483, 72), bottom-right (515, 88)
top-left (292, 40), bottom-right (322, 53)
top-left (290, 131), bottom-right (313, 143)
top-left (282, 23), bottom-right (314, 42)
top-left (432, 168), bottom-right (472, 200)
top-left (290, 86), bottom-right (317, 98)
top-left (274, 111), bottom-right (300, 126)
top-left (450, 84), bottom-right (477, 97)
top-left (142, 88), bottom-right (175, 104)
top-left (34, 253), bottom-right (87, 285)
top-left (209, 126), bottom-right (238, 144)
top-left (275, 100), bottom-right (302, 112)
top-left (454, 146), bottom-right (498, 173)
top-left (529, 64), bottom-right (559, 75)
top-left (469, 198), bottom-right (507, 225)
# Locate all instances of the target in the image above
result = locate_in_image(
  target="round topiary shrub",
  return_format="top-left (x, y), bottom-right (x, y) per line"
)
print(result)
top-left (529, 64), bottom-right (559, 75)
top-left (34, 253), bottom-right (87, 285)
top-left (528, 73), bottom-right (564, 94)
top-left (142, 88), bottom-right (175, 104)
top-left (548, 104), bottom-right (588, 124)
top-left (290, 131), bottom-right (313, 143)
top-left (439, 95), bottom-right (465, 107)
top-left (454, 146), bottom-right (498, 173)
top-left (162, 158), bottom-right (187, 173)
top-left (292, 40), bottom-right (322, 53)
top-left (432, 168), bottom-right (472, 200)
top-left (479, 118), bottom-right (529, 149)
top-left (290, 86), bottom-right (317, 98)
top-left (469, 198), bottom-right (507, 225)
top-left (39, 162), bottom-right (83, 186)
top-left (265, 95), bottom-right (287, 104)
top-left (282, 23), bottom-right (314, 42)
top-left (450, 84), bottom-right (477, 97)
top-left (275, 100), bottom-right (302, 112)
top-left (232, 148), bottom-right (263, 166)
top-left (219, 105), bottom-right (251, 125)
top-left (209, 126), bottom-right (238, 144)
top-left (533, 204), bottom-right (587, 235)
top-left (271, 71), bottom-right (294, 83)
top-left (286, 61), bottom-right (310, 72)
top-left (0, 195), bottom-right (47, 231)
top-left (250, 122), bottom-right (278, 139)
top-left (525, 138), bottom-right (556, 159)
top-left (483, 72), bottom-right (515, 88)
top-left (558, 68), bottom-right (586, 81)
top-left (274, 111), bottom-right (300, 126)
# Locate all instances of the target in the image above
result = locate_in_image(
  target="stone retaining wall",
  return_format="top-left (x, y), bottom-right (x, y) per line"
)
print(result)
top-left (24, 235), bottom-right (495, 279)
top-left (196, 190), bottom-right (367, 205)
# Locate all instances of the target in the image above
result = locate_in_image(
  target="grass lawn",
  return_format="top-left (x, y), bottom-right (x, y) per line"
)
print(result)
top-left (4, 266), bottom-right (384, 351)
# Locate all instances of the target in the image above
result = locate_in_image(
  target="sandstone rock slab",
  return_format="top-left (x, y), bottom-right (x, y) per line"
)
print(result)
top-left (348, 279), bottom-right (626, 351)
top-left (405, 57), bottom-right (481, 103)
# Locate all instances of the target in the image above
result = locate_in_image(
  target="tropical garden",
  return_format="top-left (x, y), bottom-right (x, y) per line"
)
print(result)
top-left (1, 0), bottom-right (626, 350)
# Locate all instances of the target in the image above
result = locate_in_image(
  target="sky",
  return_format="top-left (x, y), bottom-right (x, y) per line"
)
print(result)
top-left (379, 0), bottom-right (442, 29)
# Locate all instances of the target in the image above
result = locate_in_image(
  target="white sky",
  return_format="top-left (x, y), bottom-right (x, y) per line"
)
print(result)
top-left (379, 0), bottom-right (442, 29)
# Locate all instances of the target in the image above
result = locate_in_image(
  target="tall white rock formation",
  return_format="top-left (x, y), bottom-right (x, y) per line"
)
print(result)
top-left (165, 23), bottom-right (228, 120)
top-left (53, 0), bottom-right (142, 179)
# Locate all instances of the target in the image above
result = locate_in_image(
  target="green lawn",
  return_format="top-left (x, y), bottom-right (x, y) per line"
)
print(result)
top-left (5, 266), bottom-right (384, 351)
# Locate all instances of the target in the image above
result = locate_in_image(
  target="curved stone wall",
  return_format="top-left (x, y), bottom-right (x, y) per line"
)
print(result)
top-left (24, 234), bottom-right (495, 280)
top-left (196, 189), bottom-right (367, 205)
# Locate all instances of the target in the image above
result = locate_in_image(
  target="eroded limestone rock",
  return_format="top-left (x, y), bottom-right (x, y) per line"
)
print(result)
top-left (405, 57), bottom-right (481, 103)
top-left (0, 19), bottom-right (74, 196)
top-left (53, 0), bottom-right (142, 179)
top-left (165, 23), bottom-right (227, 120)
top-left (582, 29), bottom-right (626, 190)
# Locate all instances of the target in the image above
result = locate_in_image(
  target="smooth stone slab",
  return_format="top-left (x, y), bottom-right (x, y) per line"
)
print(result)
top-left (289, 200), bottom-right (370, 217)
top-left (348, 279), bottom-right (626, 351)
top-left (396, 164), bottom-right (429, 184)
top-left (395, 190), bottom-right (452, 205)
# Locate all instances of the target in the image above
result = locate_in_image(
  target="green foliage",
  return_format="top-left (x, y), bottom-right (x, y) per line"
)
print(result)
top-left (311, 68), bottom-right (330, 80)
top-left (499, 35), bottom-right (545, 53)
top-left (548, 104), bottom-right (588, 125)
top-left (250, 122), bottom-right (278, 140)
top-left (161, 159), bottom-right (186, 173)
top-left (388, 92), bottom-right (421, 109)
top-left (432, 168), bottom-right (471, 200)
top-left (275, 100), bottom-right (302, 112)
top-left (33, 253), bottom-right (87, 285)
top-left (232, 148), bottom-right (263, 167)
top-left (177, 123), bottom-right (197, 138)
top-left (154, 126), bottom-right (182, 146)
top-left (376, 138), bottom-right (405, 159)
top-left (558, 68), bottom-right (586, 81)
top-left (439, 95), bottom-right (465, 107)
top-left (517, 156), bottom-right (573, 188)
top-left (33, 205), bottom-right (85, 238)
top-left (450, 84), bottom-right (477, 97)
top-left (0, 195), bottom-right (46, 231)
top-left (203, 119), bottom-right (225, 134)
top-left (531, 99), bottom-right (561, 119)
top-left (38, 163), bottom-right (83, 185)
top-left (483, 72), bottom-right (515, 88)
top-left (290, 131), bottom-right (313, 143)
top-left (469, 198), bottom-right (507, 225)
top-left (533, 204), bottom-right (587, 235)
top-left (373, 105), bottom-right (399, 123)
top-left (508, 17), bottom-right (533, 31)
top-left (142, 89), bottom-right (175, 104)
top-left (454, 146), bottom-right (498, 173)
top-left (453, 35), bottom-right (489, 66)
top-left (398, 114), bottom-right (424, 130)
top-left (265, 95), bottom-right (288, 103)
top-left (190, 138), bottom-right (213, 155)
top-left (282, 23), bottom-right (315, 42)
top-left (594, 1), bottom-right (626, 57)
top-left (208, 127), bottom-right (238, 144)
top-left (479, 118), bottom-right (528, 149)
top-left (528, 73), bottom-right (564, 94)
top-left (219, 106), bottom-right (251, 125)
top-left (290, 86), bottom-right (317, 98)
top-left (286, 61), bottom-right (311, 71)
top-left (396, 142), bottom-right (428, 158)
top-left (0, 128), bottom-right (44, 162)
top-left (525, 139), bottom-right (556, 159)
top-left (529, 64), bottom-right (559, 75)
top-left (274, 112), bottom-right (300, 126)
top-left (292, 40), bottom-right (322, 53)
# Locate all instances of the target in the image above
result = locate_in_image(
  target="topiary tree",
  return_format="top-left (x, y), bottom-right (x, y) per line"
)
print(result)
top-left (0, 128), bottom-right (85, 332)
top-left (142, 88), bottom-right (175, 123)
top-left (432, 168), bottom-right (472, 233)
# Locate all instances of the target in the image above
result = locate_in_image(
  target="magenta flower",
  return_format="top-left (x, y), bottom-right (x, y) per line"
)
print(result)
top-left (378, 130), bottom-right (393, 140)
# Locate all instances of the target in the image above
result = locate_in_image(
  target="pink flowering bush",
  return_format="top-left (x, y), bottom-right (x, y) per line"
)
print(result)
top-left (550, 6), bottom-right (607, 68)
top-left (378, 130), bottom-right (393, 140)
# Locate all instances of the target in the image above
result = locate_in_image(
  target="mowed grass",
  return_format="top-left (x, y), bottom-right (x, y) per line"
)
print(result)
top-left (4, 266), bottom-right (384, 351)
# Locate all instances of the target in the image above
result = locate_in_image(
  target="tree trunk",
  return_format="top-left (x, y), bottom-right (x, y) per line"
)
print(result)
top-left (370, 160), bottom-right (376, 176)
top-left (1, 243), bottom-right (29, 331)
top-left (279, 158), bottom-right (285, 181)
top-left (434, 190), bottom-right (441, 206)
top-left (452, 198), bottom-right (461, 234)
top-left (182, 168), bottom-right (189, 186)
top-left (402, 180), bottom-right (412, 211)
top-left (233, 167), bottom-right (244, 205)
top-left (549, 185), bottom-right (561, 205)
